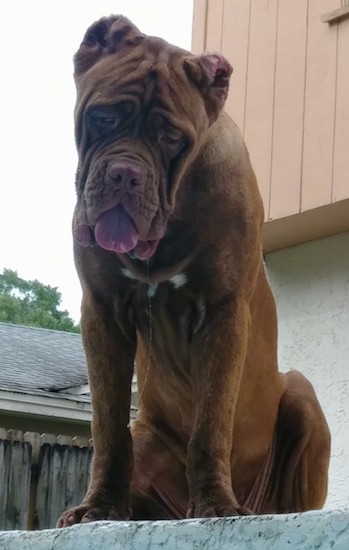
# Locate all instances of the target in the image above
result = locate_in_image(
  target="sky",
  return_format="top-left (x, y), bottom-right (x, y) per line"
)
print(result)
top-left (0, 0), bottom-right (193, 322)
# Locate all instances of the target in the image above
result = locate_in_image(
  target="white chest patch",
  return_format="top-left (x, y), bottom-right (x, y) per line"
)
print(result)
top-left (121, 268), bottom-right (136, 280)
top-left (169, 273), bottom-right (187, 289)
top-left (147, 284), bottom-right (158, 298)
top-left (121, 267), bottom-right (186, 297)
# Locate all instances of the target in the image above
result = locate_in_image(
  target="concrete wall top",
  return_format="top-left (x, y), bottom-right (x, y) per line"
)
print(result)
top-left (0, 509), bottom-right (348, 550)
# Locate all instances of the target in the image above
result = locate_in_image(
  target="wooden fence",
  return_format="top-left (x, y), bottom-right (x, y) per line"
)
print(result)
top-left (0, 428), bottom-right (92, 530)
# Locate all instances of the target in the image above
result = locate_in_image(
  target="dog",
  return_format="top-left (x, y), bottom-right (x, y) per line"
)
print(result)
top-left (58, 15), bottom-right (330, 526)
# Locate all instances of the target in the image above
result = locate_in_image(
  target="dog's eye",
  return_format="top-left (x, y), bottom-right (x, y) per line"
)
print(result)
top-left (92, 112), bottom-right (117, 127)
top-left (158, 129), bottom-right (187, 156)
top-left (122, 101), bottom-right (134, 115)
top-left (87, 102), bottom-right (135, 134)
top-left (98, 116), bottom-right (115, 126)
top-left (162, 134), bottom-right (183, 145)
top-left (85, 107), bottom-right (122, 146)
top-left (162, 134), bottom-right (187, 159)
top-left (153, 115), bottom-right (187, 157)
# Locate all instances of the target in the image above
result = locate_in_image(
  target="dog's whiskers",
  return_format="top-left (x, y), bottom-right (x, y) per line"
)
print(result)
top-left (138, 259), bottom-right (153, 404)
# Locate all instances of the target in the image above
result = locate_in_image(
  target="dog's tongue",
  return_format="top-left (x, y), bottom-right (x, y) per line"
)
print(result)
top-left (95, 206), bottom-right (139, 254)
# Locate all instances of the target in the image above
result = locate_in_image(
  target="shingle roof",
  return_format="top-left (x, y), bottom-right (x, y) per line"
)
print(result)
top-left (0, 322), bottom-right (88, 395)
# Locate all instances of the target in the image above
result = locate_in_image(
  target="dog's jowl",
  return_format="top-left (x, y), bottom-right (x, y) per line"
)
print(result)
top-left (58, 15), bottom-right (330, 526)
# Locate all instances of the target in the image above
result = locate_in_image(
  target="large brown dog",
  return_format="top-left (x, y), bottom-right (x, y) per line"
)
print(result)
top-left (58, 16), bottom-right (330, 526)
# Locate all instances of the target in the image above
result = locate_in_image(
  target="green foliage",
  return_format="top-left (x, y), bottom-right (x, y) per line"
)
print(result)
top-left (0, 268), bottom-right (80, 333)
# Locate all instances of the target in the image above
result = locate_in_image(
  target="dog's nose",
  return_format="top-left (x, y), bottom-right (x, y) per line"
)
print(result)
top-left (106, 162), bottom-right (146, 189)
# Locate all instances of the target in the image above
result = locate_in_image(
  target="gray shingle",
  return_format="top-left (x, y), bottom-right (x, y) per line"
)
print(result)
top-left (0, 323), bottom-right (88, 393)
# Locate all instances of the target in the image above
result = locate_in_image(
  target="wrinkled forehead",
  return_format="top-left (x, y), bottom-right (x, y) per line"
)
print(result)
top-left (75, 37), bottom-right (198, 122)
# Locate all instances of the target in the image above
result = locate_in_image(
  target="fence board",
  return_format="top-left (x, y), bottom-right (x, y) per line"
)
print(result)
top-left (0, 439), bottom-right (32, 530)
top-left (36, 443), bottom-right (92, 529)
top-left (0, 428), bottom-right (94, 529)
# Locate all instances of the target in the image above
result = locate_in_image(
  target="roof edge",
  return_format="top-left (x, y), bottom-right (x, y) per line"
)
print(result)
top-left (0, 388), bottom-right (92, 423)
top-left (0, 321), bottom-right (81, 337)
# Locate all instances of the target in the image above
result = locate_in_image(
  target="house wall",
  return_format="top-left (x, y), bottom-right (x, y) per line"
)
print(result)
top-left (265, 231), bottom-right (349, 509)
top-left (192, 0), bottom-right (349, 250)
top-left (193, 0), bottom-right (349, 220)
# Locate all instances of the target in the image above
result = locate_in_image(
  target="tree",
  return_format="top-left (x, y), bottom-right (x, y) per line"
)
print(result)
top-left (0, 268), bottom-right (80, 333)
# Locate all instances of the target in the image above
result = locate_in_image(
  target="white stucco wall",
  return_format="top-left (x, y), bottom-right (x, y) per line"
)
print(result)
top-left (265, 232), bottom-right (349, 510)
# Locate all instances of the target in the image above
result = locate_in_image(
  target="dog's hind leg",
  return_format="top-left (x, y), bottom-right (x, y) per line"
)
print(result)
top-left (260, 370), bottom-right (331, 513)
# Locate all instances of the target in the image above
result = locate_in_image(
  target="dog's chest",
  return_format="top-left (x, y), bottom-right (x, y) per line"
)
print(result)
top-left (121, 269), bottom-right (206, 352)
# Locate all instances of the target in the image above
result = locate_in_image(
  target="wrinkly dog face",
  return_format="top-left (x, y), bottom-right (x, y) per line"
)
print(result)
top-left (73, 16), bottom-right (232, 261)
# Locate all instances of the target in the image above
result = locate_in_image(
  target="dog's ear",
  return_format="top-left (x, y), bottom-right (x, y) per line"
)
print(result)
top-left (184, 54), bottom-right (233, 123)
top-left (74, 15), bottom-right (144, 76)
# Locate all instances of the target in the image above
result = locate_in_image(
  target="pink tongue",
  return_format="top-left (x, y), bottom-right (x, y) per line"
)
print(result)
top-left (95, 206), bottom-right (139, 253)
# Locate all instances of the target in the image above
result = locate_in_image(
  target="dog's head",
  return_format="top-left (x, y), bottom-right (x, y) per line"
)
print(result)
top-left (73, 15), bottom-right (232, 261)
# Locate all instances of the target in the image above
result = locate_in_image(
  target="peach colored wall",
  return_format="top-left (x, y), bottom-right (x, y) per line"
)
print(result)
top-left (192, 0), bottom-right (349, 231)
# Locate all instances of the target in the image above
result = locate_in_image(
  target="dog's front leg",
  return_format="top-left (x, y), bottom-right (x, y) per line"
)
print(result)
top-left (57, 289), bottom-right (135, 527)
top-left (187, 297), bottom-right (251, 518)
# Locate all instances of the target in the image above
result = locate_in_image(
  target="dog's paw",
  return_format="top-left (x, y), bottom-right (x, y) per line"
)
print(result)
top-left (186, 489), bottom-right (252, 518)
top-left (57, 503), bottom-right (130, 528)
top-left (187, 502), bottom-right (251, 518)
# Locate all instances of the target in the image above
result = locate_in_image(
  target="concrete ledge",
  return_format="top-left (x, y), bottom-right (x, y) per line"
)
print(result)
top-left (0, 509), bottom-right (348, 550)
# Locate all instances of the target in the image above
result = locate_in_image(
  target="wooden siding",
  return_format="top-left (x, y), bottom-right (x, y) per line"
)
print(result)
top-left (333, 15), bottom-right (349, 202)
top-left (270, 0), bottom-right (308, 220)
top-left (301, 0), bottom-right (339, 212)
top-left (192, 0), bottom-right (349, 249)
